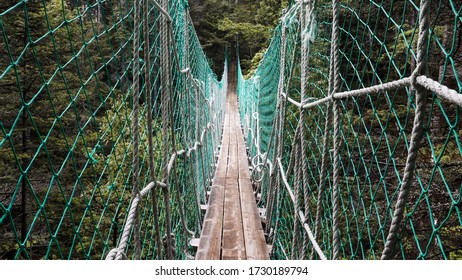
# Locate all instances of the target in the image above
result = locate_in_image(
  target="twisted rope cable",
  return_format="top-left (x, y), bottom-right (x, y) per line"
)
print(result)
top-left (299, 0), bottom-right (316, 260)
top-left (265, 21), bottom-right (288, 237)
top-left (299, 0), bottom-right (308, 260)
top-left (145, 0), bottom-right (162, 259)
top-left (331, 0), bottom-right (342, 260)
top-left (109, 181), bottom-right (166, 260)
top-left (310, 0), bottom-right (336, 259)
top-left (160, 0), bottom-right (173, 259)
top-left (381, 0), bottom-right (430, 260)
top-left (290, 123), bottom-right (303, 259)
top-left (115, 195), bottom-right (141, 260)
top-left (123, 0), bottom-right (143, 260)
top-left (277, 158), bottom-right (327, 260)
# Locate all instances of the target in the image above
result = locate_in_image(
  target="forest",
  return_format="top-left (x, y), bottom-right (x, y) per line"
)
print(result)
top-left (189, 0), bottom-right (289, 74)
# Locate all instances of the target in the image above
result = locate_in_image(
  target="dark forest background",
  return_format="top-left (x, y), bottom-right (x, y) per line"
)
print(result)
top-left (189, 0), bottom-right (288, 75)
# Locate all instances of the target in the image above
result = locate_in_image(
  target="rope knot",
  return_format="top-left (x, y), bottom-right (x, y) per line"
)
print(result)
top-left (329, 93), bottom-right (335, 103)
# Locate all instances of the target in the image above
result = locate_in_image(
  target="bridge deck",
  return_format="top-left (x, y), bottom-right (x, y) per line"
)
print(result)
top-left (195, 74), bottom-right (269, 260)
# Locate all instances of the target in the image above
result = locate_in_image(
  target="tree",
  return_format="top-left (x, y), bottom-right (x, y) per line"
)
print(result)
top-left (189, 0), bottom-right (288, 74)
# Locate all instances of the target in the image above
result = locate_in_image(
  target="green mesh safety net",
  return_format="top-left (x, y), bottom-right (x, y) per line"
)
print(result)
top-left (0, 0), bottom-right (226, 259)
top-left (238, 0), bottom-right (462, 260)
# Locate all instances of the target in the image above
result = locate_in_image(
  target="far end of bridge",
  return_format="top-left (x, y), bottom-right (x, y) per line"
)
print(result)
top-left (194, 60), bottom-right (269, 260)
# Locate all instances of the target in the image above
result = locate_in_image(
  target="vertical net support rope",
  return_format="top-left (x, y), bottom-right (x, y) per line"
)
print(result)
top-left (145, 0), bottom-right (162, 259)
top-left (300, 0), bottom-right (315, 260)
top-left (291, 2), bottom-right (310, 256)
top-left (330, 0), bottom-right (342, 260)
top-left (381, 0), bottom-right (431, 260)
top-left (160, 0), bottom-right (173, 260)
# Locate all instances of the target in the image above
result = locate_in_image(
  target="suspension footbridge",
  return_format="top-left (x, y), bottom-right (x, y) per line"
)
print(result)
top-left (1, 0), bottom-right (461, 260)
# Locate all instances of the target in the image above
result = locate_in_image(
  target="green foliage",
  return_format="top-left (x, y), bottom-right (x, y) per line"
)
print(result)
top-left (244, 48), bottom-right (266, 79)
top-left (189, 0), bottom-right (288, 74)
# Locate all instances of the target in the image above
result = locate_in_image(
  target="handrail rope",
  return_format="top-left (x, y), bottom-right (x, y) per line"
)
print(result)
top-left (279, 77), bottom-right (461, 111)
top-left (106, 180), bottom-right (168, 260)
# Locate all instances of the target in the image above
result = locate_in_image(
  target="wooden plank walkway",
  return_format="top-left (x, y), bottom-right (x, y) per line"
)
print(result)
top-left (195, 62), bottom-right (269, 260)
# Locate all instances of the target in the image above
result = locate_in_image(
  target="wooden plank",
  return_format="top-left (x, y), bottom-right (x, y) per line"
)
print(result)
top-left (214, 132), bottom-right (229, 176)
top-left (239, 178), bottom-right (269, 260)
top-left (224, 111), bottom-right (231, 128)
top-left (222, 177), bottom-right (246, 260)
top-left (235, 118), bottom-right (251, 179)
top-left (196, 184), bottom-right (224, 260)
top-left (226, 137), bottom-right (238, 179)
top-left (237, 149), bottom-right (251, 179)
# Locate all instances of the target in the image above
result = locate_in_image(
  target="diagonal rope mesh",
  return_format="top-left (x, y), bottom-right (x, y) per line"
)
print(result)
top-left (238, 0), bottom-right (462, 260)
top-left (0, 0), bottom-right (226, 260)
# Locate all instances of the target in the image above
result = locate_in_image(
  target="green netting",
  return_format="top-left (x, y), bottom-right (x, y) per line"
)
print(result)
top-left (0, 0), bottom-right (226, 259)
top-left (238, 0), bottom-right (462, 260)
